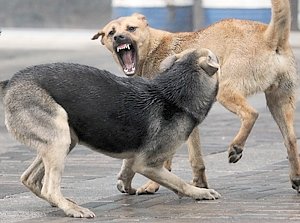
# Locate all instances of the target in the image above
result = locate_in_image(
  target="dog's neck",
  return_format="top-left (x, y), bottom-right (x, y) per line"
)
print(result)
top-left (138, 28), bottom-right (200, 78)
top-left (152, 62), bottom-right (217, 124)
top-left (136, 28), bottom-right (171, 78)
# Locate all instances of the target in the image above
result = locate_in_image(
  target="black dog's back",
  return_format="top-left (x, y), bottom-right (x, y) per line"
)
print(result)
top-left (8, 63), bottom-right (154, 153)
top-left (4, 50), bottom-right (218, 156)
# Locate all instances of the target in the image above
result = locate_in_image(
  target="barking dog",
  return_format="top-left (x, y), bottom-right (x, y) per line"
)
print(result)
top-left (93, 0), bottom-right (300, 194)
top-left (0, 49), bottom-right (220, 218)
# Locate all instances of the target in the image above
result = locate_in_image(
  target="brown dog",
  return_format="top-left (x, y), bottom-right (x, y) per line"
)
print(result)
top-left (93, 0), bottom-right (300, 194)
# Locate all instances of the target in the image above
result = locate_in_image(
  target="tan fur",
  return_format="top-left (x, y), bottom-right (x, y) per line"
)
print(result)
top-left (95, 0), bottom-right (300, 194)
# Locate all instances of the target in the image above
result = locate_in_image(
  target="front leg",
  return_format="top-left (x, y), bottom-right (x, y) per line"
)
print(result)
top-left (187, 127), bottom-right (209, 188)
top-left (136, 159), bottom-right (172, 194)
top-left (135, 162), bottom-right (221, 200)
top-left (135, 127), bottom-right (209, 194)
top-left (117, 159), bottom-right (136, 195)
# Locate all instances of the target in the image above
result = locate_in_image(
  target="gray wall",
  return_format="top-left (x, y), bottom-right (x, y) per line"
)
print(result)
top-left (0, 0), bottom-right (112, 29)
top-left (0, 0), bottom-right (298, 30)
top-left (0, 0), bottom-right (209, 30)
top-left (291, 0), bottom-right (299, 30)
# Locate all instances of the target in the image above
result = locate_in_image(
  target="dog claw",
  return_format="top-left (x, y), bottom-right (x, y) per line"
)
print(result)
top-left (195, 188), bottom-right (221, 200)
top-left (117, 180), bottom-right (136, 195)
top-left (291, 176), bottom-right (300, 193)
top-left (136, 187), bottom-right (158, 195)
top-left (228, 145), bottom-right (243, 163)
top-left (136, 181), bottom-right (160, 195)
top-left (65, 206), bottom-right (95, 218)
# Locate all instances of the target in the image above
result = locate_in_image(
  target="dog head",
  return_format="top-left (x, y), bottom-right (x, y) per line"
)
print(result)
top-left (159, 48), bottom-right (220, 77)
top-left (92, 13), bottom-right (150, 76)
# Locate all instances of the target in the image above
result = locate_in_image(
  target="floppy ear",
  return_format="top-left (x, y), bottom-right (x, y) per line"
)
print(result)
top-left (91, 30), bottom-right (105, 45)
top-left (159, 54), bottom-right (178, 72)
top-left (198, 49), bottom-right (219, 76)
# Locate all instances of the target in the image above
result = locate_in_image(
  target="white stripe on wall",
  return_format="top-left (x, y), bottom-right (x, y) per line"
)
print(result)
top-left (112, 0), bottom-right (194, 8)
top-left (202, 0), bottom-right (271, 9)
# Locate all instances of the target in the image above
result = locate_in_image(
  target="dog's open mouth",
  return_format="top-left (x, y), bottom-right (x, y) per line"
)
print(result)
top-left (115, 43), bottom-right (137, 76)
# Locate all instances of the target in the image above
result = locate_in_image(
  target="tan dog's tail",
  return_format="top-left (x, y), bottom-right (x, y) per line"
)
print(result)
top-left (0, 80), bottom-right (9, 99)
top-left (264, 0), bottom-right (291, 50)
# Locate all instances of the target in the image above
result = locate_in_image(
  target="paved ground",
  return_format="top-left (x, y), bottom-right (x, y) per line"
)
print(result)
top-left (0, 29), bottom-right (300, 223)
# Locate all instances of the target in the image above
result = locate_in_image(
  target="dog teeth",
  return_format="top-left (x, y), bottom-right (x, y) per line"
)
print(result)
top-left (117, 43), bottom-right (131, 52)
top-left (124, 64), bottom-right (136, 75)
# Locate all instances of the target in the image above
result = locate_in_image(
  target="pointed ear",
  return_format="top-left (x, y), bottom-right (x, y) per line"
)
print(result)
top-left (198, 49), bottom-right (219, 76)
top-left (159, 54), bottom-right (178, 72)
top-left (91, 30), bottom-right (105, 45)
top-left (132, 13), bottom-right (146, 20)
top-left (132, 13), bottom-right (148, 26)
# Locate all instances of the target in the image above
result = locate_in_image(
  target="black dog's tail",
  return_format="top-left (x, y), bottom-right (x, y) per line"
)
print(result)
top-left (0, 80), bottom-right (9, 99)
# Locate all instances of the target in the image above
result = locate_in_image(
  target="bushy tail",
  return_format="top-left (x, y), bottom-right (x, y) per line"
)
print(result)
top-left (264, 0), bottom-right (291, 50)
top-left (0, 80), bottom-right (9, 99)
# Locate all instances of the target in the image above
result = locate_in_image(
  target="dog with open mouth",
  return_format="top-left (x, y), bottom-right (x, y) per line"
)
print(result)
top-left (93, 0), bottom-right (300, 195)
top-left (0, 48), bottom-right (220, 218)
top-left (114, 40), bottom-right (137, 75)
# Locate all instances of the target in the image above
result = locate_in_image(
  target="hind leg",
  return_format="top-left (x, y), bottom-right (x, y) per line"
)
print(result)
top-left (21, 155), bottom-right (77, 207)
top-left (265, 88), bottom-right (300, 192)
top-left (21, 129), bottom-right (78, 206)
top-left (37, 107), bottom-right (94, 218)
top-left (21, 155), bottom-right (44, 199)
top-left (217, 87), bottom-right (259, 163)
top-left (7, 107), bottom-right (93, 216)
top-left (4, 85), bottom-right (93, 217)
top-left (40, 144), bottom-right (94, 217)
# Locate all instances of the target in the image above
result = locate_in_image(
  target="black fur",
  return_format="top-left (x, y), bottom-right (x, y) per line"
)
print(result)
top-left (0, 80), bottom-right (9, 98)
top-left (2, 51), bottom-right (218, 154)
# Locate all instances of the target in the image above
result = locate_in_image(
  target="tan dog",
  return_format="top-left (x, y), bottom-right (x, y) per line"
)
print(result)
top-left (93, 0), bottom-right (300, 194)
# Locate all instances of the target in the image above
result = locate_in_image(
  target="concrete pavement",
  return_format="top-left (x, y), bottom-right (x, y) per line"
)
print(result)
top-left (0, 29), bottom-right (300, 222)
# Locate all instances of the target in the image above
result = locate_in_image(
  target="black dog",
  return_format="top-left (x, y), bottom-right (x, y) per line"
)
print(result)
top-left (0, 48), bottom-right (219, 218)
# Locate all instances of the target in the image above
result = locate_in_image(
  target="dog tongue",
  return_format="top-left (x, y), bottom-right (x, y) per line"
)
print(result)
top-left (122, 51), bottom-right (134, 72)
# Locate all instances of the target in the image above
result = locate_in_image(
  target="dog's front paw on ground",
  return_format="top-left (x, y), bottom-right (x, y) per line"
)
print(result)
top-left (117, 180), bottom-right (136, 195)
top-left (65, 205), bottom-right (95, 218)
top-left (192, 188), bottom-right (221, 200)
top-left (291, 176), bottom-right (300, 192)
top-left (136, 180), bottom-right (160, 195)
top-left (228, 145), bottom-right (243, 163)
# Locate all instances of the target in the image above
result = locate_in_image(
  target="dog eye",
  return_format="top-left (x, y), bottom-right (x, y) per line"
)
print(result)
top-left (127, 26), bottom-right (137, 32)
top-left (108, 30), bottom-right (115, 36)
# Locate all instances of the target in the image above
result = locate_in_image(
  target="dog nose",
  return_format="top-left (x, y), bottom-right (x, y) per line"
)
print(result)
top-left (114, 35), bottom-right (126, 43)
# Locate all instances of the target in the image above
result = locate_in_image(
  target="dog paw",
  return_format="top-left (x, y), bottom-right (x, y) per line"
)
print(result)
top-left (136, 180), bottom-right (160, 195)
top-left (65, 205), bottom-right (95, 218)
top-left (194, 188), bottom-right (221, 200)
top-left (117, 180), bottom-right (136, 195)
top-left (291, 176), bottom-right (300, 192)
top-left (228, 145), bottom-right (243, 163)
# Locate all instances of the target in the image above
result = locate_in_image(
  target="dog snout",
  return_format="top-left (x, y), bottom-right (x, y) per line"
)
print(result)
top-left (114, 34), bottom-right (126, 43)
